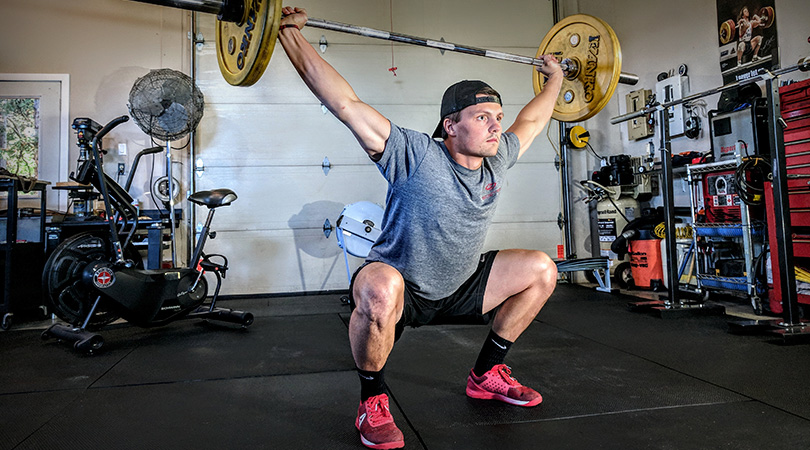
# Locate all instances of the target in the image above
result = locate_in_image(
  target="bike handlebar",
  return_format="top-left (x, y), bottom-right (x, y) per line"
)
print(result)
top-left (140, 146), bottom-right (164, 155)
top-left (91, 115), bottom-right (130, 147)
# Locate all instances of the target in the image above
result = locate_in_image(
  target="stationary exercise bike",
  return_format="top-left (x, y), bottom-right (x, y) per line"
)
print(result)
top-left (41, 115), bottom-right (253, 353)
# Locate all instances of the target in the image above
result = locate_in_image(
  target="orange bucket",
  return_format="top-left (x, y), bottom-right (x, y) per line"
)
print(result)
top-left (628, 239), bottom-right (664, 289)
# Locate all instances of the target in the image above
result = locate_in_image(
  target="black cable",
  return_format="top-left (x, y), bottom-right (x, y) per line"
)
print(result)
top-left (585, 141), bottom-right (604, 160)
top-left (171, 140), bottom-right (190, 150)
top-left (736, 140), bottom-right (750, 158)
top-left (752, 245), bottom-right (769, 297)
top-left (734, 157), bottom-right (771, 206)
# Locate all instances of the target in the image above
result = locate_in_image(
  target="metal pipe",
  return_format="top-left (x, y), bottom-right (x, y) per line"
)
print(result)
top-left (618, 73), bottom-right (640, 85)
top-left (166, 141), bottom-right (177, 266)
top-left (552, 2), bottom-right (574, 263)
top-left (659, 109), bottom-right (678, 304)
top-left (189, 11), bottom-right (199, 265)
top-left (559, 122), bottom-right (575, 260)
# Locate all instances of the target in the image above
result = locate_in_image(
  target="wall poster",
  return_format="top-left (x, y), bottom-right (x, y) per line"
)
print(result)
top-left (717, 0), bottom-right (779, 84)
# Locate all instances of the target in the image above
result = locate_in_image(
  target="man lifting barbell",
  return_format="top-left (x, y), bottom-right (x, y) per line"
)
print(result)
top-left (736, 6), bottom-right (764, 66)
top-left (128, 2), bottom-right (632, 448)
top-left (279, 6), bottom-right (561, 449)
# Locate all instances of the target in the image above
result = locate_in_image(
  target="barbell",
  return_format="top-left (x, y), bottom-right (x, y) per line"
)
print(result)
top-left (131, 0), bottom-right (639, 122)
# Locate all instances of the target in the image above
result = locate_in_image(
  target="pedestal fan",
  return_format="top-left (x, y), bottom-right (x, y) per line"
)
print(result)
top-left (128, 68), bottom-right (204, 264)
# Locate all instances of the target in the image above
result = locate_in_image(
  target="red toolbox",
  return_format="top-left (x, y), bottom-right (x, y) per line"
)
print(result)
top-left (766, 78), bottom-right (810, 313)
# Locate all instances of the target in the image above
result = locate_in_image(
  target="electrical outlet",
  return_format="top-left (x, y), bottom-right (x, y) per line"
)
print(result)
top-left (117, 163), bottom-right (125, 175)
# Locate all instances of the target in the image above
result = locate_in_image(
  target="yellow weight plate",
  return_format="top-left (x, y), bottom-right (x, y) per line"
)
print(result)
top-left (216, 0), bottom-right (282, 86)
top-left (532, 14), bottom-right (622, 123)
top-left (719, 19), bottom-right (735, 45)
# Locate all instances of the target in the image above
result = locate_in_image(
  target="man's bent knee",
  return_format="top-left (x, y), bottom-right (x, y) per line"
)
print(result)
top-left (352, 263), bottom-right (405, 328)
top-left (532, 251), bottom-right (558, 287)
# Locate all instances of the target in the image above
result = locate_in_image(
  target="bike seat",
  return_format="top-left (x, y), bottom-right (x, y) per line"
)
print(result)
top-left (188, 189), bottom-right (237, 208)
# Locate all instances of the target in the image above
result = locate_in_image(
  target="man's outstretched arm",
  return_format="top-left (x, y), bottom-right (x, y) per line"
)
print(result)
top-left (506, 56), bottom-right (564, 158)
top-left (278, 7), bottom-right (390, 159)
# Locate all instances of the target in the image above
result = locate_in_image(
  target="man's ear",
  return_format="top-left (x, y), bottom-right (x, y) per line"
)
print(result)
top-left (444, 119), bottom-right (456, 137)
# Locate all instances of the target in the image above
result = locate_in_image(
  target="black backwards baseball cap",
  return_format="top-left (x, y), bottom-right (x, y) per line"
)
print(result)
top-left (432, 80), bottom-right (502, 138)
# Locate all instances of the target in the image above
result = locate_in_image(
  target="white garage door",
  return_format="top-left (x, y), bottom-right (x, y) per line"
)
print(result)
top-left (192, 0), bottom-right (561, 295)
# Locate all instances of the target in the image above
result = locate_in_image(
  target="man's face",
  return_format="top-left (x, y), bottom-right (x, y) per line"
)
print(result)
top-left (448, 99), bottom-right (504, 158)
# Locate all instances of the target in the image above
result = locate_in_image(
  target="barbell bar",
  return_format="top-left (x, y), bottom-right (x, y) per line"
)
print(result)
top-left (131, 0), bottom-right (639, 122)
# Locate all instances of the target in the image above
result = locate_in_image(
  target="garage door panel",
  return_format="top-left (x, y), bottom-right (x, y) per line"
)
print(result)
top-left (197, 103), bottom-right (556, 167)
top-left (196, 40), bottom-right (542, 109)
top-left (484, 221), bottom-right (562, 256)
top-left (193, 165), bottom-right (387, 230)
top-left (208, 223), bottom-right (562, 297)
top-left (196, 103), bottom-right (428, 167)
top-left (195, 19), bottom-right (546, 109)
top-left (203, 228), bottom-right (361, 295)
top-left (195, 163), bottom-right (558, 232)
top-left (495, 163), bottom-right (560, 223)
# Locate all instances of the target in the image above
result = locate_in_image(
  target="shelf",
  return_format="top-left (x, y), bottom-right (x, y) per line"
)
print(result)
top-left (699, 275), bottom-right (748, 292)
top-left (693, 223), bottom-right (764, 238)
top-left (686, 160), bottom-right (738, 175)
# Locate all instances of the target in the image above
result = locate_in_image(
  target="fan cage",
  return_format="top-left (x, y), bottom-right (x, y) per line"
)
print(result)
top-left (128, 68), bottom-right (204, 141)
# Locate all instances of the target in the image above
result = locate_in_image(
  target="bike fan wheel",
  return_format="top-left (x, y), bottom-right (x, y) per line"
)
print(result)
top-left (42, 231), bottom-right (141, 328)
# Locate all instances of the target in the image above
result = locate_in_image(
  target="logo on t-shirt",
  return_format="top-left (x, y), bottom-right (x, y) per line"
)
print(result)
top-left (482, 182), bottom-right (501, 200)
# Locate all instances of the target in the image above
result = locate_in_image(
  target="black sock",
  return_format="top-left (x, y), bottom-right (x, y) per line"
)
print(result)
top-left (358, 367), bottom-right (386, 401)
top-left (473, 330), bottom-right (513, 377)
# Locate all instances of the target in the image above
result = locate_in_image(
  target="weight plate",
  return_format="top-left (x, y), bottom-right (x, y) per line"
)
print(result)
top-left (719, 19), bottom-right (735, 44)
top-left (216, 0), bottom-right (282, 86)
top-left (152, 176), bottom-right (181, 203)
top-left (758, 6), bottom-right (774, 29)
top-left (533, 14), bottom-right (623, 123)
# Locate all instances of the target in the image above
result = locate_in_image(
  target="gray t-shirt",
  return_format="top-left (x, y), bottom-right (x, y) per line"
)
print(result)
top-left (366, 122), bottom-right (520, 300)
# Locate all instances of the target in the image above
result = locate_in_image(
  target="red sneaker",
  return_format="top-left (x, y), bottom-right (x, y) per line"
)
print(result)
top-left (466, 364), bottom-right (543, 407)
top-left (355, 394), bottom-right (405, 449)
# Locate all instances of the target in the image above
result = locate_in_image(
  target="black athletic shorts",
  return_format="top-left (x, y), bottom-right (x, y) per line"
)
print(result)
top-left (349, 251), bottom-right (500, 339)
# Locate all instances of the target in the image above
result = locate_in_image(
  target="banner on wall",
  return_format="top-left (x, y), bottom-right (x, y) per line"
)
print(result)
top-left (717, 0), bottom-right (779, 84)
